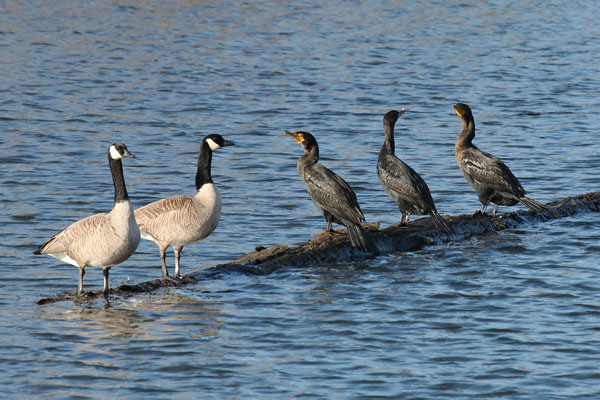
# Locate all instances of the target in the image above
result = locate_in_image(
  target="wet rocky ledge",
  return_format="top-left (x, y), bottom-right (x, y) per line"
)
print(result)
top-left (37, 191), bottom-right (600, 305)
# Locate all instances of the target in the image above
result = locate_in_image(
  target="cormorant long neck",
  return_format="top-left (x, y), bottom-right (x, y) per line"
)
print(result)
top-left (196, 140), bottom-right (214, 190)
top-left (299, 141), bottom-right (319, 168)
top-left (456, 114), bottom-right (475, 149)
top-left (381, 120), bottom-right (396, 155)
top-left (109, 154), bottom-right (129, 204)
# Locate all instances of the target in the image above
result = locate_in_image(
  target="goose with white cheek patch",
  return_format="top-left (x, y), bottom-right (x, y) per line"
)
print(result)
top-left (285, 130), bottom-right (377, 254)
top-left (453, 103), bottom-right (548, 217)
top-left (134, 134), bottom-right (234, 279)
top-left (33, 143), bottom-right (140, 298)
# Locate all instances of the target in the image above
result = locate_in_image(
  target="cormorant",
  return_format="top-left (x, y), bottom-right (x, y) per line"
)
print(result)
top-left (453, 103), bottom-right (548, 217)
top-left (377, 110), bottom-right (452, 233)
top-left (285, 130), bottom-right (377, 254)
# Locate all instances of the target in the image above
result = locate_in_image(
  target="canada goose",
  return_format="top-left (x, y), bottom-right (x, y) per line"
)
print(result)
top-left (33, 143), bottom-right (139, 297)
top-left (134, 134), bottom-right (234, 279)
top-left (377, 110), bottom-right (452, 233)
top-left (453, 103), bottom-right (548, 216)
top-left (285, 130), bottom-right (377, 254)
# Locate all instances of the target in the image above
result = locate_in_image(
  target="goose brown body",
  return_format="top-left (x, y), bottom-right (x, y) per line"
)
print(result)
top-left (34, 143), bottom-right (139, 297)
top-left (135, 134), bottom-right (234, 278)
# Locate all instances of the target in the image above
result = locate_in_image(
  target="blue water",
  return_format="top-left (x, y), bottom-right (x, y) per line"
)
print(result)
top-left (2, 0), bottom-right (600, 398)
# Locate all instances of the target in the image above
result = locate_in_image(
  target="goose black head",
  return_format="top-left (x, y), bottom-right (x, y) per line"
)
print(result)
top-left (204, 134), bottom-right (235, 151)
top-left (109, 143), bottom-right (135, 160)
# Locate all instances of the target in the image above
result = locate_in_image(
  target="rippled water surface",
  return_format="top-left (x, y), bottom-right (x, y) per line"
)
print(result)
top-left (2, 0), bottom-right (600, 398)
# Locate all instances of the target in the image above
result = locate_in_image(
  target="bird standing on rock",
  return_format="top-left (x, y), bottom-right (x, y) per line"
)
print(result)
top-left (135, 134), bottom-right (234, 279)
top-left (453, 103), bottom-right (548, 217)
top-left (33, 143), bottom-right (139, 298)
top-left (377, 109), bottom-right (452, 233)
top-left (285, 130), bottom-right (377, 254)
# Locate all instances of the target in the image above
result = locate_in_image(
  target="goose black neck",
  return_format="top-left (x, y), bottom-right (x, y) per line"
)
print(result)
top-left (109, 155), bottom-right (129, 203)
top-left (196, 140), bottom-right (214, 190)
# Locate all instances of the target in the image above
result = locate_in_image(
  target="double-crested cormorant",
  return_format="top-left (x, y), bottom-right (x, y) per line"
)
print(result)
top-left (285, 130), bottom-right (377, 254)
top-left (33, 143), bottom-right (140, 297)
top-left (377, 110), bottom-right (452, 233)
top-left (135, 134), bottom-right (234, 279)
top-left (453, 103), bottom-right (547, 217)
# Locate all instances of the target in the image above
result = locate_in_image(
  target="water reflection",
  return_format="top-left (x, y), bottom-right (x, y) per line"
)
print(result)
top-left (33, 290), bottom-right (225, 344)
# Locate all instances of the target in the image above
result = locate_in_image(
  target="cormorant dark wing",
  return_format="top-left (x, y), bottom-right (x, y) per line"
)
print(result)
top-left (377, 153), bottom-right (436, 211)
top-left (301, 163), bottom-right (365, 224)
top-left (460, 147), bottom-right (526, 197)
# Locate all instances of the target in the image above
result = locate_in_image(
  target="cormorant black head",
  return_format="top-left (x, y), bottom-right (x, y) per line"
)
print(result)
top-left (204, 134), bottom-right (235, 151)
top-left (285, 130), bottom-right (318, 153)
top-left (383, 109), bottom-right (408, 131)
top-left (384, 110), bottom-right (400, 127)
top-left (453, 103), bottom-right (473, 119)
top-left (109, 143), bottom-right (135, 160)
